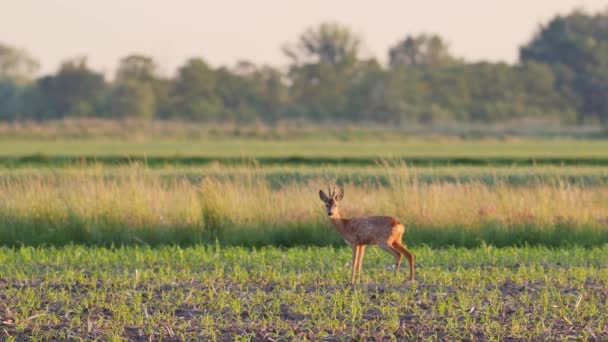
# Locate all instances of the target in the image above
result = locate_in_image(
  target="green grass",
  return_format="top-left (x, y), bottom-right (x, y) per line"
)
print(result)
top-left (1, 245), bottom-right (606, 340)
top-left (2, 139), bottom-right (608, 167)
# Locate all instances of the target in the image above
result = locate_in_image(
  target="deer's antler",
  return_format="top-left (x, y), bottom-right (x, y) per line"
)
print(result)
top-left (329, 183), bottom-right (342, 198)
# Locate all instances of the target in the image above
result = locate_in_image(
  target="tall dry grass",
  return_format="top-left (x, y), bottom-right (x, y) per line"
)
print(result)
top-left (0, 165), bottom-right (606, 247)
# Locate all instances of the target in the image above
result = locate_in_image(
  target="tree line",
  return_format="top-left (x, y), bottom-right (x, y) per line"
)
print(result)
top-left (1, 9), bottom-right (608, 125)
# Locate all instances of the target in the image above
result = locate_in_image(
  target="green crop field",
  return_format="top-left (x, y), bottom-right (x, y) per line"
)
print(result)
top-left (1, 245), bottom-right (606, 340)
top-left (1, 137), bottom-right (607, 340)
top-left (2, 138), bottom-right (608, 167)
top-left (4, 139), bottom-right (608, 157)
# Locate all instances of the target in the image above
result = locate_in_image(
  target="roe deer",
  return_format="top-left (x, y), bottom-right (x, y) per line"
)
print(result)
top-left (319, 186), bottom-right (414, 284)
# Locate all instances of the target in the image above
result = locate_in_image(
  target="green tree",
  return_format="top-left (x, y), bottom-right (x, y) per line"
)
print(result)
top-left (520, 10), bottom-right (608, 124)
top-left (0, 43), bottom-right (39, 120)
top-left (283, 23), bottom-right (363, 120)
top-left (0, 42), bottom-right (39, 83)
top-left (247, 65), bottom-right (288, 122)
top-left (116, 54), bottom-right (158, 83)
top-left (0, 79), bottom-right (22, 120)
top-left (169, 58), bottom-right (222, 120)
top-left (108, 55), bottom-right (162, 118)
top-left (343, 60), bottom-right (396, 122)
top-left (107, 80), bottom-right (156, 119)
top-left (216, 61), bottom-right (287, 122)
top-left (389, 34), bottom-right (460, 69)
top-left (283, 22), bottom-right (361, 65)
top-left (33, 57), bottom-right (106, 119)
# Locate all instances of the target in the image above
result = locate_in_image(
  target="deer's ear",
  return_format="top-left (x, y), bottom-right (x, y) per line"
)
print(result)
top-left (319, 190), bottom-right (329, 202)
top-left (336, 188), bottom-right (344, 201)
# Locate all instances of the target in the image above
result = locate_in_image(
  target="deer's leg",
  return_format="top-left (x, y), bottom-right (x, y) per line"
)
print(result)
top-left (395, 252), bottom-right (403, 274)
top-left (378, 243), bottom-right (402, 276)
top-left (356, 245), bottom-right (366, 283)
top-left (392, 242), bottom-right (415, 281)
top-left (350, 245), bottom-right (359, 285)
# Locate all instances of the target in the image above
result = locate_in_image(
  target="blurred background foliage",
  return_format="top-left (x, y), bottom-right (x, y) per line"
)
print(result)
top-left (1, 10), bottom-right (608, 127)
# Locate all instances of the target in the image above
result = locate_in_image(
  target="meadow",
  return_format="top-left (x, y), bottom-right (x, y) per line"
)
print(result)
top-left (0, 136), bottom-right (607, 340)
top-left (0, 164), bottom-right (607, 248)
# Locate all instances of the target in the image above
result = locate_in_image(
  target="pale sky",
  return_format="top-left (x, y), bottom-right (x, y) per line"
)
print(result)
top-left (1, 0), bottom-right (607, 77)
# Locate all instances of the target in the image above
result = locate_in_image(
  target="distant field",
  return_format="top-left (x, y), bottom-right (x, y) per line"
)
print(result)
top-left (1, 245), bottom-right (606, 340)
top-left (2, 138), bottom-right (608, 167)
top-left (3, 164), bottom-right (608, 187)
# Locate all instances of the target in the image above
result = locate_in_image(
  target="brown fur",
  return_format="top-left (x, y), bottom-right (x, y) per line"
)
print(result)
top-left (319, 188), bottom-right (415, 284)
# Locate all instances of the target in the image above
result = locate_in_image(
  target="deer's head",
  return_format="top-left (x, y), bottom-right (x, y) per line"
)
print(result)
top-left (319, 186), bottom-right (344, 217)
